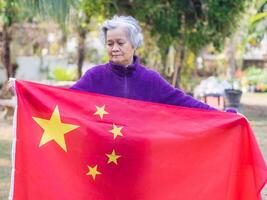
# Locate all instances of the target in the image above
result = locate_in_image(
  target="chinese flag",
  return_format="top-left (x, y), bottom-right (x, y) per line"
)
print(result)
top-left (10, 80), bottom-right (267, 200)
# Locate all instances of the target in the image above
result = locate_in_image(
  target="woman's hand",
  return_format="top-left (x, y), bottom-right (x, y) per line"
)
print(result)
top-left (7, 78), bottom-right (16, 95)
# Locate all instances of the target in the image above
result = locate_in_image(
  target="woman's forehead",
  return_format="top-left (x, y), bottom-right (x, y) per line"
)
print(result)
top-left (106, 26), bottom-right (128, 40)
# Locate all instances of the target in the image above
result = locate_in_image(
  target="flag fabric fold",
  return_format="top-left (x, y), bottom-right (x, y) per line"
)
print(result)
top-left (10, 80), bottom-right (267, 200)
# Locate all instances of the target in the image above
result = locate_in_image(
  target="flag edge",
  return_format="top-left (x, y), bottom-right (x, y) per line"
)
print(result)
top-left (8, 83), bottom-right (18, 200)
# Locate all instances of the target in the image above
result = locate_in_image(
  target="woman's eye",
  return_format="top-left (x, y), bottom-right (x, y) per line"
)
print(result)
top-left (107, 43), bottom-right (113, 47)
top-left (118, 43), bottom-right (124, 46)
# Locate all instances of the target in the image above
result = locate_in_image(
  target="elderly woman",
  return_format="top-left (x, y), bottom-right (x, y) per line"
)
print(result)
top-left (70, 15), bottom-right (216, 111)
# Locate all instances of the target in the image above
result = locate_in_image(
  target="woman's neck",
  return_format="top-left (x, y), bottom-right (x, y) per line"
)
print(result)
top-left (125, 58), bottom-right (133, 67)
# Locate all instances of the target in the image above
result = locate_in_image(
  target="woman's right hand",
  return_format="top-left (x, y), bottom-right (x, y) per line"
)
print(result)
top-left (7, 78), bottom-right (16, 95)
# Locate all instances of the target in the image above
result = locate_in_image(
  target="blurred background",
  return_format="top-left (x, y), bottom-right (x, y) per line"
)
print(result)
top-left (0, 0), bottom-right (267, 199)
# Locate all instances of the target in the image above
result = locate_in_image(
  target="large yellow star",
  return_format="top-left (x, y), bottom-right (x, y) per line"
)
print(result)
top-left (86, 165), bottom-right (101, 180)
top-left (106, 149), bottom-right (121, 165)
top-left (94, 105), bottom-right (108, 120)
top-left (109, 124), bottom-right (123, 139)
top-left (32, 105), bottom-right (79, 152)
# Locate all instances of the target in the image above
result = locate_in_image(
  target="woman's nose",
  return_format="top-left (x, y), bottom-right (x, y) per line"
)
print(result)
top-left (112, 43), bottom-right (120, 51)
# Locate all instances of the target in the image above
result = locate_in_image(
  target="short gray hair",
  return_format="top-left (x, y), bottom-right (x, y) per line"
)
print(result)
top-left (100, 15), bottom-right (143, 49)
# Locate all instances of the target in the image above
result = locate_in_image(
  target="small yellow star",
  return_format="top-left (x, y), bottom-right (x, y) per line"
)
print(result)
top-left (86, 165), bottom-right (101, 180)
top-left (109, 124), bottom-right (123, 139)
top-left (94, 105), bottom-right (109, 120)
top-left (106, 149), bottom-right (121, 165)
top-left (32, 105), bottom-right (79, 152)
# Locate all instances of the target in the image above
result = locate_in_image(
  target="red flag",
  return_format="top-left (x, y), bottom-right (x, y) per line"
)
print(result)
top-left (10, 80), bottom-right (267, 200)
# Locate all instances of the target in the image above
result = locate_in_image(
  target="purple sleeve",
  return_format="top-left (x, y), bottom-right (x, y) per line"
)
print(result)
top-left (225, 108), bottom-right (238, 113)
top-left (69, 70), bottom-right (92, 92)
top-left (155, 73), bottom-right (217, 111)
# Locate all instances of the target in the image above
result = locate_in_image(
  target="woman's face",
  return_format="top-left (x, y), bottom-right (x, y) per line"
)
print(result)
top-left (106, 26), bottom-right (135, 66)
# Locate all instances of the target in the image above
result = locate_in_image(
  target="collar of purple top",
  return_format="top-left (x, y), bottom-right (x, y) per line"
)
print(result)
top-left (108, 55), bottom-right (140, 77)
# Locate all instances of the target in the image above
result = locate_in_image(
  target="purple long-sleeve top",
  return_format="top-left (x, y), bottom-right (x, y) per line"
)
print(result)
top-left (70, 56), bottom-right (216, 111)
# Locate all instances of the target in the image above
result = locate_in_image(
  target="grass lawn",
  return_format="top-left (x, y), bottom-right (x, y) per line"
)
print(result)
top-left (0, 120), bottom-right (12, 199)
top-left (0, 92), bottom-right (266, 199)
top-left (238, 93), bottom-right (267, 199)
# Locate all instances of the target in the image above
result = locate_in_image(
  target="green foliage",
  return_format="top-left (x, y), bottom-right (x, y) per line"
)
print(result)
top-left (0, 0), bottom-right (21, 26)
top-left (51, 66), bottom-right (77, 81)
top-left (79, 0), bottom-right (104, 17)
top-left (18, 0), bottom-right (73, 25)
top-left (249, 12), bottom-right (267, 27)
top-left (202, 0), bottom-right (248, 50)
top-left (74, 0), bottom-right (105, 32)
top-left (0, 0), bottom-right (75, 31)
top-left (246, 7), bottom-right (267, 47)
top-left (179, 51), bottom-right (200, 92)
top-left (244, 67), bottom-right (262, 85)
top-left (243, 67), bottom-right (267, 92)
top-left (107, 0), bottom-right (250, 54)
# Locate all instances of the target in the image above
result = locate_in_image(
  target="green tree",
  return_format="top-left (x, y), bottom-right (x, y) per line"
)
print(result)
top-left (0, 0), bottom-right (21, 79)
top-left (245, 1), bottom-right (267, 48)
top-left (0, 0), bottom-right (72, 80)
top-left (226, 0), bottom-right (266, 81)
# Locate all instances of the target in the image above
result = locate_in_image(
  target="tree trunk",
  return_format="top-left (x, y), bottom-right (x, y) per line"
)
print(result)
top-left (77, 28), bottom-right (87, 78)
top-left (172, 14), bottom-right (185, 88)
top-left (2, 23), bottom-right (12, 80)
top-left (172, 43), bottom-right (185, 88)
top-left (226, 37), bottom-right (236, 81)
